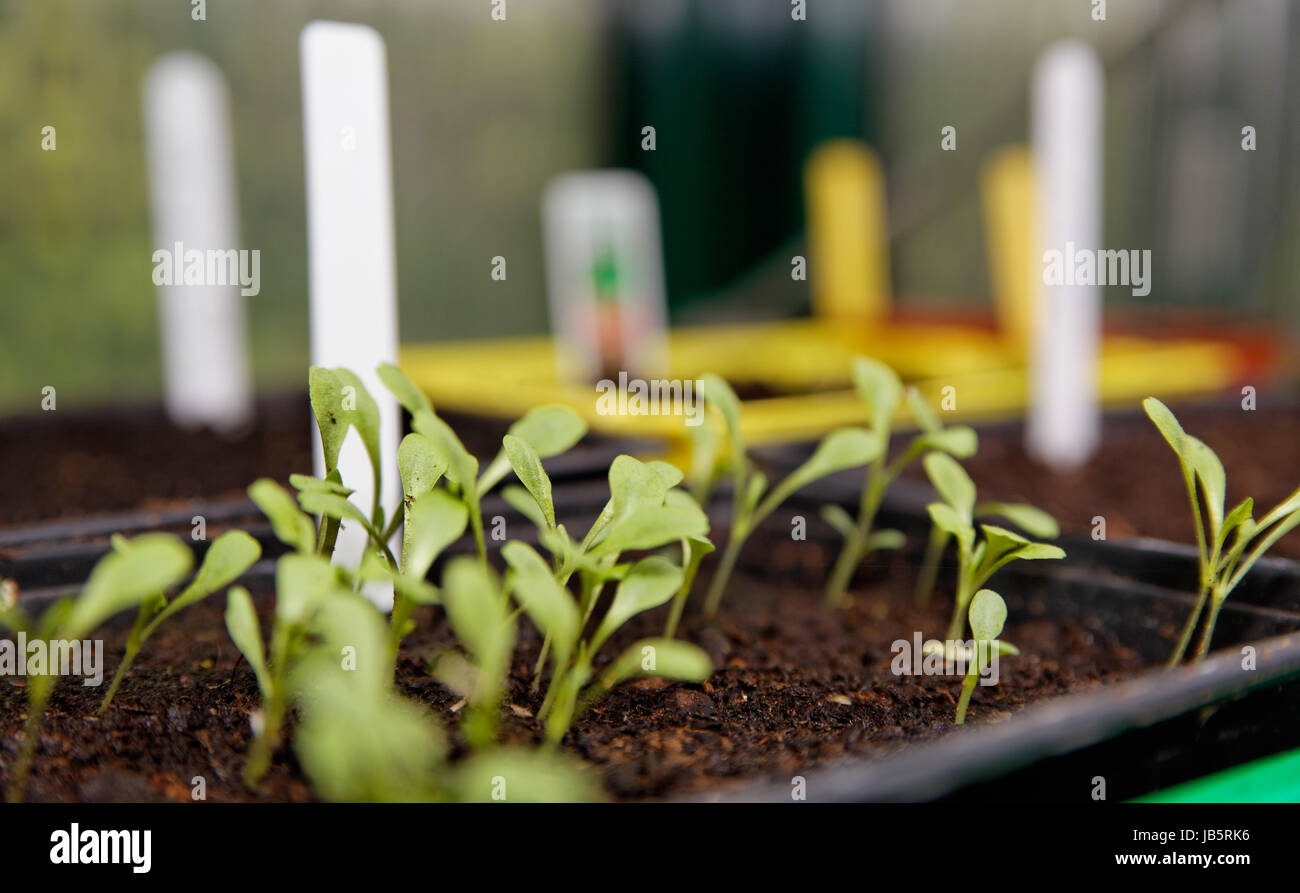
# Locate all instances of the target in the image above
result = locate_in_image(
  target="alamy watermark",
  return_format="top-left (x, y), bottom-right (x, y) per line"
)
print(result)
top-left (891, 632), bottom-right (1004, 685)
top-left (152, 240), bottom-right (261, 296)
top-left (595, 371), bottom-right (703, 427)
top-left (1042, 242), bottom-right (1151, 297)
top-left (0, 632), bottom-right (104, 686)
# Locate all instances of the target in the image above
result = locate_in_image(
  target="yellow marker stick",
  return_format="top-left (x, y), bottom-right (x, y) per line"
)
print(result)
top-left (980, 145), bottom-right (1037, 351)
top-left (804, 140), bottom-right (890, 324)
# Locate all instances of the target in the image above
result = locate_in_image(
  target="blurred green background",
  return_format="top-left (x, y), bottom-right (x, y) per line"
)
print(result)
top-left (2, 0), bottom-right (1297, 414)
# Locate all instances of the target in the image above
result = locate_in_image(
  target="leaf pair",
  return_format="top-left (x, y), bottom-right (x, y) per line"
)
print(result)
top-left (1145, 397), bottom-right (1300, 663)
top-left (924, 452), bottom-right (1064, 639)
top-left (503, 540), bottom-right (712, 743)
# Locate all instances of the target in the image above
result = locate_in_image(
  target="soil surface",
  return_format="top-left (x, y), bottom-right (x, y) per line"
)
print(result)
top-left (901, 399), bottom-right (1300, 559)
top-left (0, 544), bottom-right (1148, 802)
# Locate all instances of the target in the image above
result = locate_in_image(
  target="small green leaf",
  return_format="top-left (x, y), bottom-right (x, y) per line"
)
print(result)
top-left (968, 589), bottom-right (1008, 642)
top-left (446, 748), bottom-right (599, 803)
top-left (914, 425), bottom-right (978, 459)
top-left (927, 502), bottom-right (974, 551)
top-left (403, 489), bottom-right (469, 579)
top-left (1143, 397), bottom-right (1187, 458)
top-left (502, 541), bottom-right (581, 667)
top-left (412, 410), bottom-right (478, 493)
top-left (865, 529), bottom-right (907, 551)
top-left (377, 362), bottom-right (433, 416)
top-left (906, 387), bottom-right (941, 433)
top-left (507, 404), bottom-right (587, 458)
top-left (309, 367), bottom-right (383, 496)
top-left (591, 637), bottom-right (712, 694)
top-left (249, 479), bottom-right (317, 555)
top-left (1182, 435), bottom-right (1226, 536)
top-left (700, 373), bottom-right (745, 470)
top-left (588, 502), bottom-right (710, 559)
top-left (299, 490), bottom-right (377, 534)
top-left (923, 452), bottom-right (976, 522)
top-left (975, 501), bottom-right (1060, 540)
top-left (289, 474), bottom-right (355, 497)
top-left (502, 484), bottom-right (547, 531)
top-left (276, 553), bottom-right (345, 627)
top-left (646, 460), bottom-right (685, 490)
top-left (62, 535), bottom-right (193, 641)
top-left (503, 433), bottom-right (555, 530)
top-left (819, 504), bottom-right (857, 540)
top-left (150, 531), bottom-right (261, 629)
top-left (1259, 486), bottom-right (1300, 529)
top-left (224, 586), bottom-right (272, 699)
top-left (851, 355), bottom-right (903, 434)
top-left (591, 556), bottom-right (684, 651)
top-left (760, 427), bottom-right (881, 516)
top-left (398, 433), bottom-right (446, 503)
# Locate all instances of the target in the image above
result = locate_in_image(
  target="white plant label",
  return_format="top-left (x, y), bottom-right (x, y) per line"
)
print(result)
top-left (1028, 40), bottom-right (1103, 470)
top-left (542, 170), bottom-right (669, 383)
top-left (144, 51), bottom-right (253, 434)
top-left (300, 21), bottom-right (401, 600)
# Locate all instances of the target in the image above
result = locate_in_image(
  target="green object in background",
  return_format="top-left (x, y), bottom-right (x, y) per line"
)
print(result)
top-left (1134, 748), bottom-right (1300, 803)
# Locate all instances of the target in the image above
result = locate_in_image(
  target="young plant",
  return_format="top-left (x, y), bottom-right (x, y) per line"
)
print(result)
top-left (697, 373), bottom-right (883, 616)
top-left (914, 500), bottom-right (1058, 608)
top-left (1145, 397), bottom-right (1300, 664)
top-left (1, 534), bottom-right (193, 801)
top-left (505, 539), bottom-right (713, 743)
top-left (924, 452), bottom-right (1065, 640)
top-left (824, 357), bottom-right (978, 608)
top-left (954, 588), bottom-right (1019, 724)
top-left (99, 530), bottom-right (260, 712)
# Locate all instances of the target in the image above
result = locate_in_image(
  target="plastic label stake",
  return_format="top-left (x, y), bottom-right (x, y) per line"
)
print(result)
top-left (144, 52), bottom-right (254, 435)
top-left (301, 21), bottom-right (401, 596)
top-left (804, 139), bottom-right (890, 325)
top-left (541, 170), bottom-right (669, 383)
top-left (1027, 40), bottom-right (1103, 471)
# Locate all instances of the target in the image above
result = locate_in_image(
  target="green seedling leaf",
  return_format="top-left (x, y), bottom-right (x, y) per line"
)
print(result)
top-left (398, 433), bottom-right (446, 502)
top-left (502, 484), bottom-right (547, 531)
top-left (249, 479), bottom-right (317, 555)
top-left (377, 361), bottom-right (433, 416)
top-left (851, 355), bottom-right (902, 434)
top-left (590, 556), bottom-right (684, 652)
top-left (446, 748), bottom-right (599, 803)
top-left (62, 534), bottom-right (193, 642)
top-left (924, 451), bottom-right (976, 522)
top-left (441, 558), bottom-right (515, 747)
top-left (225, 586), bottom-right (271, 699)
top-left (975, 524), bottom-right (1065, 585)
top-left (502, 541), bottom-right (581, 667)
top-left (309, 367), bottom-right (383, 494)
top-left (298, 490), bottom-right (384, 544)
top-left (1182, 434), bottom-right (1226, 536)
top-left (927, 502), bottom-right (975, 551)
top-left (820, 504), bottom-right (857, 540)
top-left (503, 433), bottom-right (555, 530)
top-left (760, 427), bottom-right (881, 516)
top-left (588, 501), bottom-right (710, 558)
top-left (906, 387), bottom-right (942, 433)
top-left (646, 460), bottom-right (685, 490)
top-left (975, 502), bottom-right (1060, 540)
top-left (700, 373), bottom-right (746, 473)
top-left (276, 553), bottom-right (345, 627)
top-left (914, 425), bottom-right (978, 459)
top-left (865, 529), bottom-right (907, 551)
top-left (590, 638), bottom-right (712, 697)
top-left (968, 588), bottom-right (1008, 642)
top-left (149, 530), bottom-right (260, 630)
top-left (404, 489), bottom-right (469, 579)
top-left (1258, 485), bottom-right (1300, 530)
top-left (289, 474), bottom-right (355, 497)
top-left (507, 404), bottom-right (587, 458)
top-left (412, 410), bottom-right (478, 491)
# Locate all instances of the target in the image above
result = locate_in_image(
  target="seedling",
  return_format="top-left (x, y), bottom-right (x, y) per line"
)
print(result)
top-left (823, 357), bottom-right (978, 608)
top-left (501, 452), bottom-right (713, 742)
top-left (914, 500), bottom-right (1058, 608)
top-left (99, 530), bottom-right (260, 712)
top-left (1144, 397), bottom-right (1300, 664)
top-left (697, 373), bottom-right (883, 616)
top-left (1, 534), bottom-right (193, 801)
top-left (954, 588), bottom-right (1019, 724)
top-left (924, 452), bottom-right (1065, 639)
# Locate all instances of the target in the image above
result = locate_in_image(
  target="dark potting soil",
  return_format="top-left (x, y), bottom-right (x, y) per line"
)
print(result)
top-left (0, 544), bottom-right (1147, 803)
top-left (0, 395), bottom-right (614, 530)
top-left (902, 400), bottom-right (1300, 559)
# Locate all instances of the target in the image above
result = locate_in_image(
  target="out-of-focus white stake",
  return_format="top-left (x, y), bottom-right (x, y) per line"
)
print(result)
top-left (301, 21), bottom-right (400, 601)
top-left (1028, 40), bottom-right (1104, 471)
top-left (144, 52), bottom-right (253, 434)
